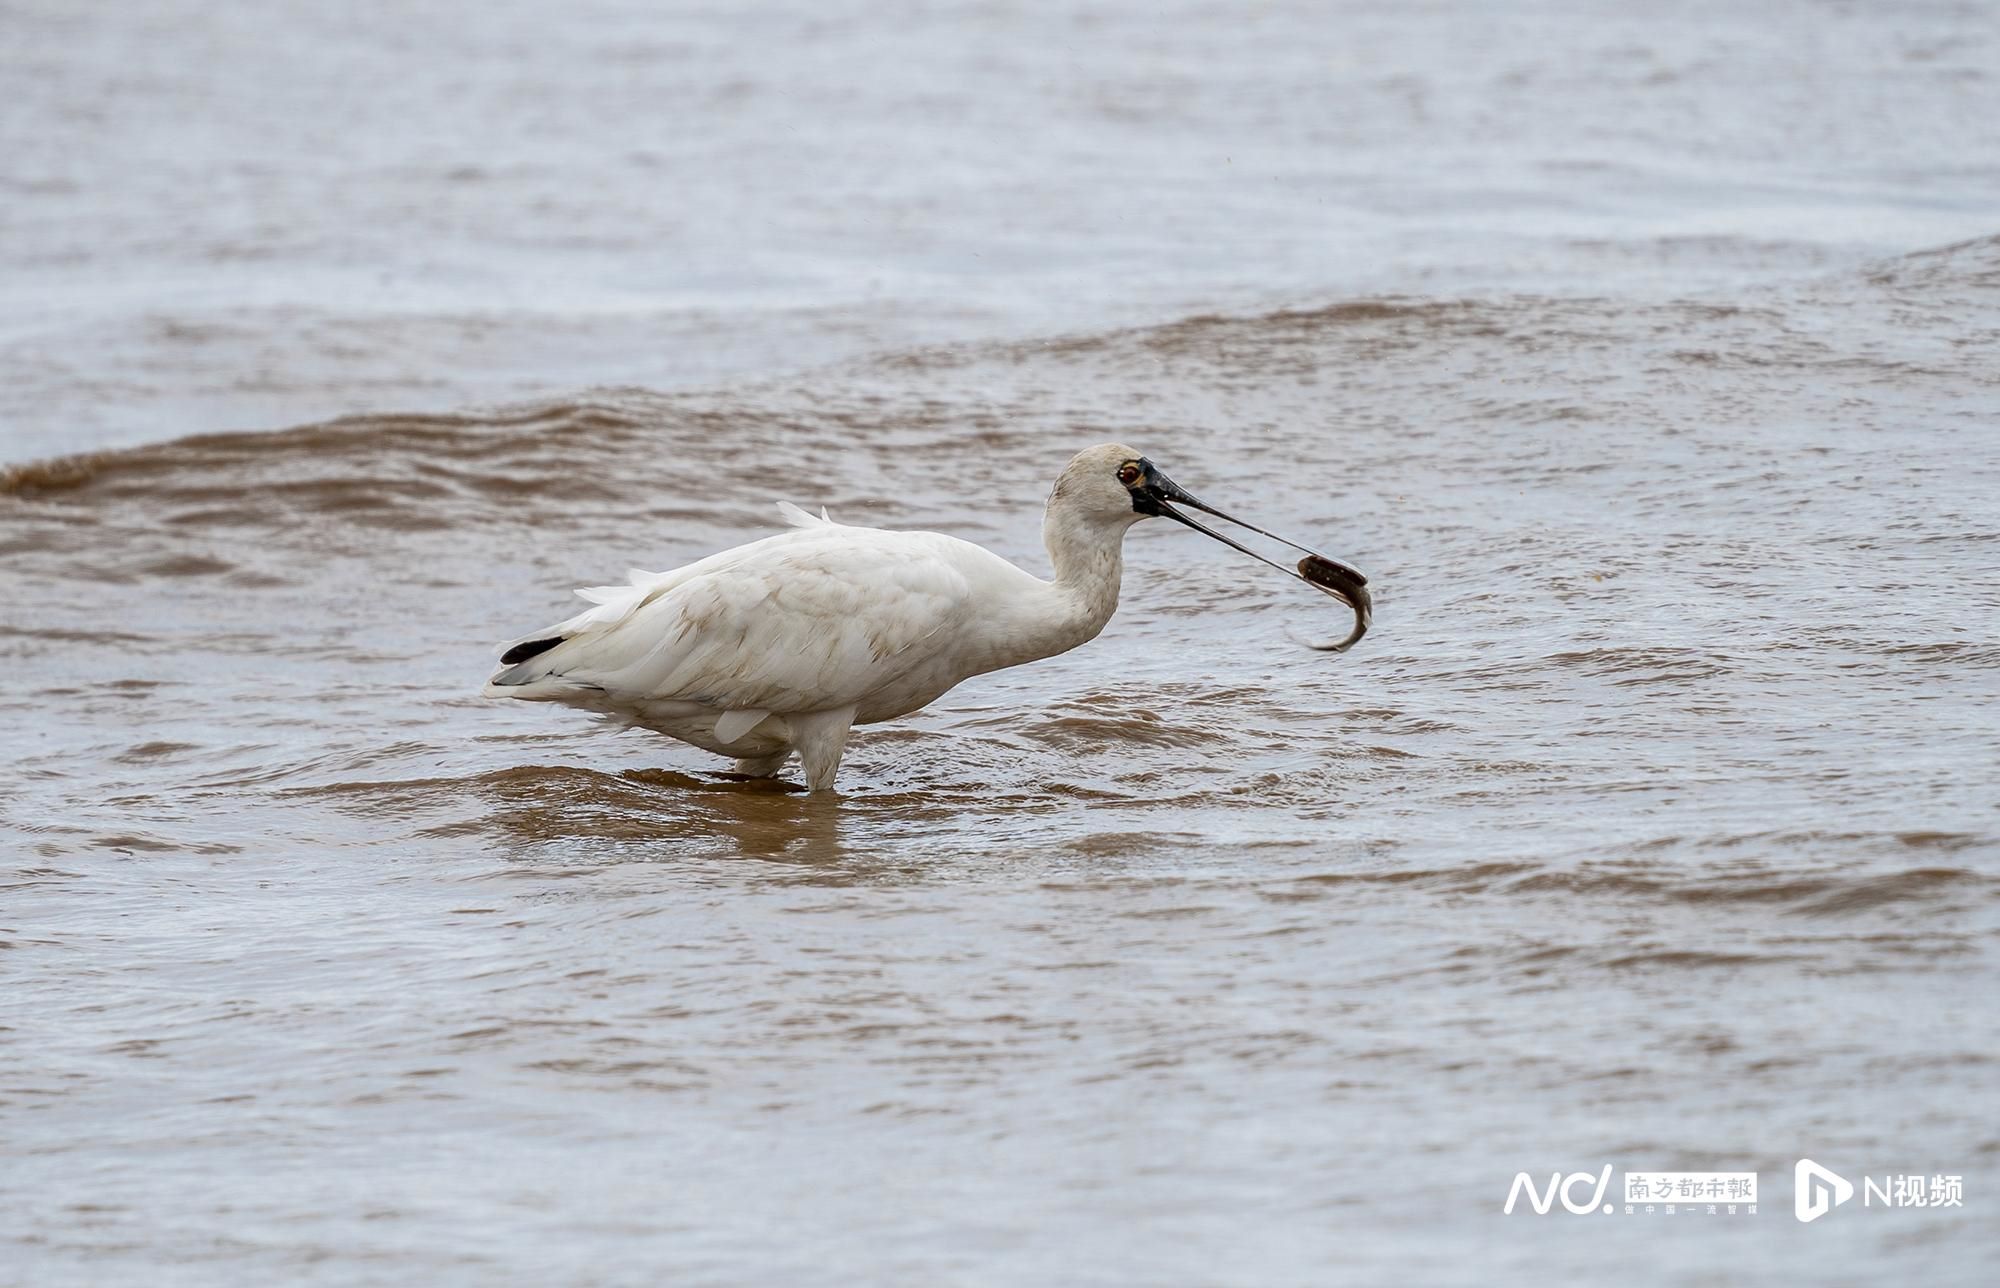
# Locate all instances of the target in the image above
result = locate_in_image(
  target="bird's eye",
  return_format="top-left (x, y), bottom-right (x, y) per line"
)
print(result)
top-left (1116, 462), bottom-right (1142, 486)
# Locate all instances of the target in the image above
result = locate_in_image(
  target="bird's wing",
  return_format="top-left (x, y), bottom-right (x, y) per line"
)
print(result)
top-left (504, 503), bottom-right (841, 645)
top-left (492, 525), bottom-right (979, 714)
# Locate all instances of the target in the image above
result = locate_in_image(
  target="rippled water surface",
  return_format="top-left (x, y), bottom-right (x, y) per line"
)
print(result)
top-left (6, 2), bottom-right (2000, 1284)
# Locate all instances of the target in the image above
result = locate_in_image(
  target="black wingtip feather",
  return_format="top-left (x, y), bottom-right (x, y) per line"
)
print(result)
top-left (500, 636), bottom-right (566, 665)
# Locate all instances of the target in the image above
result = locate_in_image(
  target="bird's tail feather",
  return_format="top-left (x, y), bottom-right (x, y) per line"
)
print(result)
top-left (776, 501), bottom-right (834, 528)
top-left (486, 565), bottom-right (681, 694)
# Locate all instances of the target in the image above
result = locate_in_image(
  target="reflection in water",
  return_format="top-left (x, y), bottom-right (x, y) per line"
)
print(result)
top-left (467, 764), bottom-right (850, 868)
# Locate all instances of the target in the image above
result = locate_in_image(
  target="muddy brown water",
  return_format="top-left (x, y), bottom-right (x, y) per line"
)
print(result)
top-left (8, 249), bottom-right (1999, 1283)
top-left (7, 2), bottom-right (2000, 1284)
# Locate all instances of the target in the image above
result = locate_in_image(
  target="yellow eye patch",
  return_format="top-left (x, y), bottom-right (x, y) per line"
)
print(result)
top-left (1117, 462), bottom-right (1142, 486)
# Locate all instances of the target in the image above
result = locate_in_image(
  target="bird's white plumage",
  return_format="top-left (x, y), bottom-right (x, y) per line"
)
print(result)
top-left (506, 526), bottom-right (979, 709)
top-left (486, 443), bottom-right (1154, 790)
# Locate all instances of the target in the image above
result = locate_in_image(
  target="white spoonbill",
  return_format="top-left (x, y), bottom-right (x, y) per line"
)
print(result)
top-left (484, 444), bottom-right (1370, 791)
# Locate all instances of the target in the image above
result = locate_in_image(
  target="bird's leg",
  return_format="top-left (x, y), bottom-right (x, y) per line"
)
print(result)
top-left (789, 706), bottom-right (857, 793)
top-left (728, 751), bottom-right (791, 778)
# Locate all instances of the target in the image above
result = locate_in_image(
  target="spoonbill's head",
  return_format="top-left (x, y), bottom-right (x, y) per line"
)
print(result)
top-left (1050, 442), bottom-right (1375, 652)
top-left (1047, 443), bottom-right (1157, 528)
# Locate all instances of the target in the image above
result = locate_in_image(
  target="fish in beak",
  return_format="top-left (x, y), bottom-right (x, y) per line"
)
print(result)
top-left (1130, 457), bottom-right (1372, 652)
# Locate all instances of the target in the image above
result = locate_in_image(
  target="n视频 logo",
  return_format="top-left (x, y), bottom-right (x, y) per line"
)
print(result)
top-left (1794, 1159), bottom-right (1853, 1223)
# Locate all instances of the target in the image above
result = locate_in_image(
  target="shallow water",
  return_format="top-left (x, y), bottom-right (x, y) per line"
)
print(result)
top-left (7, 3), bottom-right (2000, 1285)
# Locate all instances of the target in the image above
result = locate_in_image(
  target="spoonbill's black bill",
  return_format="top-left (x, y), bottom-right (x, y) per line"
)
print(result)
top-left (1128, 459), bottom-right (1372, 652)
top-left (486, 444), bottom-right (1372, 791)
